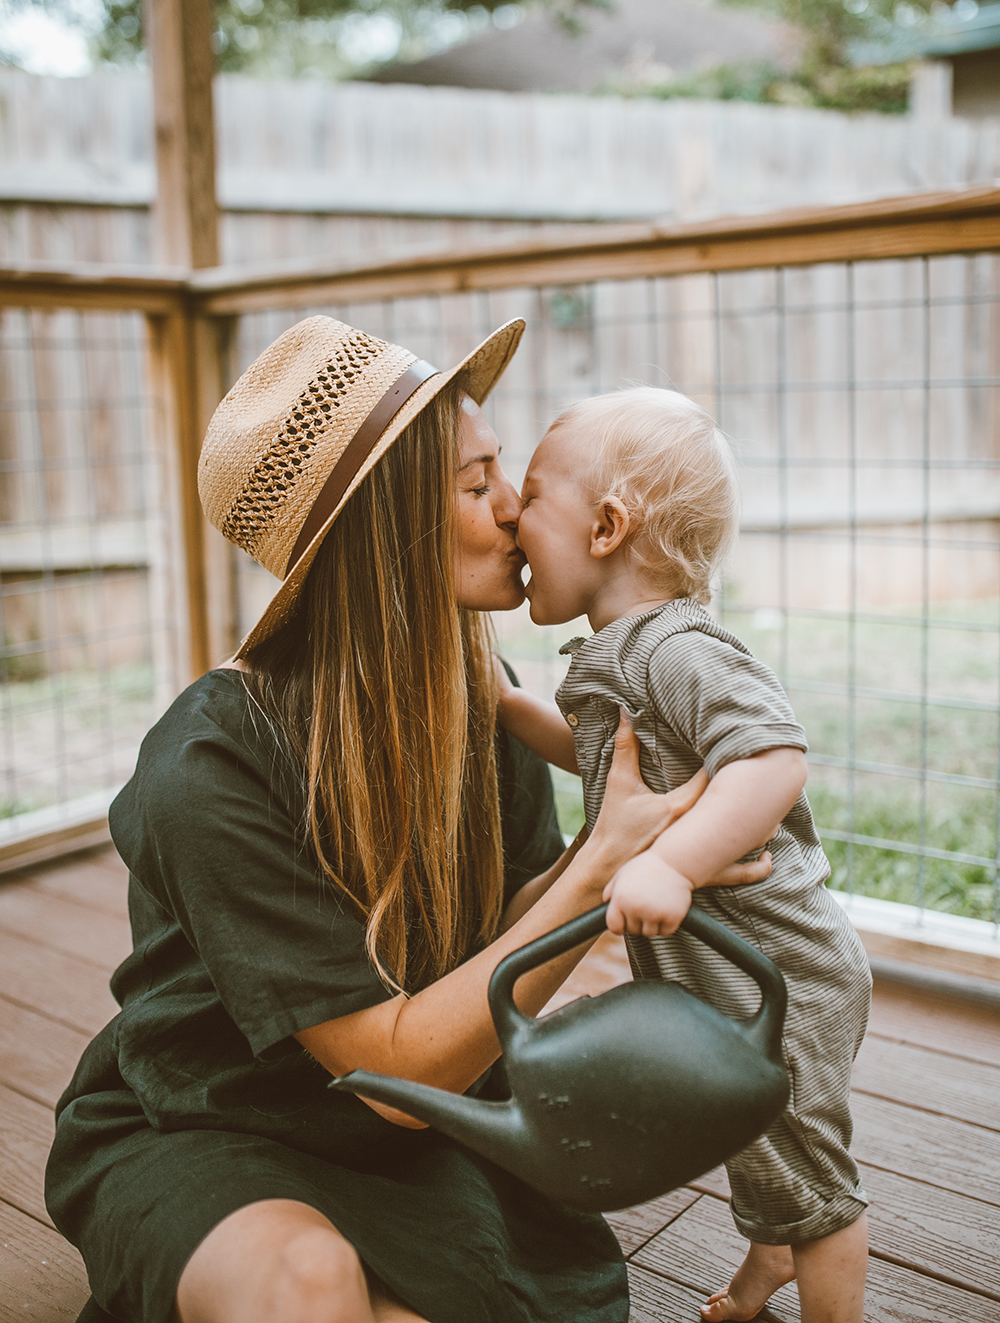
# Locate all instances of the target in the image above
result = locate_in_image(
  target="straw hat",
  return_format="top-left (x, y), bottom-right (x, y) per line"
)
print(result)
top-left (199, 314), bottom-right (525, 658)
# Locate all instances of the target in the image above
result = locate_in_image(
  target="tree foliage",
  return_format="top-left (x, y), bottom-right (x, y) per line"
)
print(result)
top-left (635, 0), bottom-right (946, 114)
top-left (4, 0), bottom-right (951, 113)
top-left (7, 0), bottom-right (605, 79)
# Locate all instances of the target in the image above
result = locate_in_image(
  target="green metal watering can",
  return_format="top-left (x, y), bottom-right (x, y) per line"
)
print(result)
top-left (333, 903), bottom-right (789, 1212)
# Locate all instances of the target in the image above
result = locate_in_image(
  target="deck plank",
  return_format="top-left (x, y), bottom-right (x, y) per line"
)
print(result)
top-left (631, 1194), bottom-right (802, 1322)
top-left (0, 928), bottom-right (118, 1037)
top-left (606, 1188), bottom-right (701, 1256)
top-left (0, 1199), bottom-right (88, 1323)
top-left (629, 1158), bottom-right (1000, 1302)
top-left (632, 1195), bottom-right (991, 1323)
top-left (862, 1256), bottom-right (995, 1323)
top-left (0, 997), bottom-right (89, 1110)
top-left (853, 1035), bottom-right (1000, 1131)
top-left (26, 849), bottom-right (129, 921)
top-left (0, 884), bottom-right (131, 971)
top-left (0, 1084), bottom-right (55, 1227)
top-left (688, 1166), bottom-right (730, 1200)
top-left (852, 1093), bottom-right (1000, 1204)
top-left (862, 1166), bottom-right (1000, 1300)
top-left (5, 850), bottom-right (1000, 1322)
top-left (867, 978), bottom-right (1000, 1068)
top-left (627, 1262), bottom-right (723, 1322)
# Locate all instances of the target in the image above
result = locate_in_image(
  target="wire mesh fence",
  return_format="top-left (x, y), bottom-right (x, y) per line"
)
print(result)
top-left (232, 252), bottom-right (1000, 927)
top-left (2, 247), bottom-right (996, 926)
top-left (0, 307), bottom-right (169, 852)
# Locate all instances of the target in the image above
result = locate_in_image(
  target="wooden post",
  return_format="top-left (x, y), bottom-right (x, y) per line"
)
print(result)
top-left (144, 0), bottom-right (235, 683)
top-left (146, 0), bottom-right (219, 270)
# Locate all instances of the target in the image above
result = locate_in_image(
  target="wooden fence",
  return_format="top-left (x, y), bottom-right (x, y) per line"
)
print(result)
top-left (2, 67), bottom-right (1000, 269)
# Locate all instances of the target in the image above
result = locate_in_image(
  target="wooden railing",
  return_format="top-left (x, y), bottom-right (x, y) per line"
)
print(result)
top-left (0, 184), bottom-right (998, 868)
top-left (5, 184), bottom-right (998, 316)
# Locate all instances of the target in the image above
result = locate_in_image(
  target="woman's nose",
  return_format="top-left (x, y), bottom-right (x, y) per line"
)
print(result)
top-left (493, 469), bottom-right (523, 528)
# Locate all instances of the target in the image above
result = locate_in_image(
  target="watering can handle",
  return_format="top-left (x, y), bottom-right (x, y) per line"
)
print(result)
top-left (489, 902), bottom-right (787, 1065)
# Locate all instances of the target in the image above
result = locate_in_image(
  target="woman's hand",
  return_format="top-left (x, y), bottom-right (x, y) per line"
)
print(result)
top-left (584, 713), bottom-right (708, 883)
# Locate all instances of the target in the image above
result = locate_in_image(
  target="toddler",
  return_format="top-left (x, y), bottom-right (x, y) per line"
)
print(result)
top-left (499, 388), bottom-right (872, 1323)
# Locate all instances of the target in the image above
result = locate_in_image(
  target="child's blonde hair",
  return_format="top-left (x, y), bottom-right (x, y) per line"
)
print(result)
top-left (552, 387), bottom-right (738, 604)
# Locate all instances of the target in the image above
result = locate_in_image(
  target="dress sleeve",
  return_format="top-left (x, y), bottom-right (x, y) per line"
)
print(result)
top-left (118, 725), bottom-right (392, 1058)
top-left (496, 661), bottom-right (566, 897)
top-left (645, 630), bottom-right (808, 779)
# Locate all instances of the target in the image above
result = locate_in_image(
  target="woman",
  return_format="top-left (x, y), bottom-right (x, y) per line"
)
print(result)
top-left (46, 316), bottom-right (770, 1323)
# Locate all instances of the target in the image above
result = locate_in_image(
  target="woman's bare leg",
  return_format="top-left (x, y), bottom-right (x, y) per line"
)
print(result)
top-left (176, 1199), bottom-right (429, 1323)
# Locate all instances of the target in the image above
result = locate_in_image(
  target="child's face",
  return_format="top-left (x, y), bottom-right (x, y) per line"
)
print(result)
top-left (517, 424), bottom-right (602, 626)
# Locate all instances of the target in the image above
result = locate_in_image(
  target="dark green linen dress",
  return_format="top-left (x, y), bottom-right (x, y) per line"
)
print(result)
top-left (45, 669), bottom-right (627, 1323)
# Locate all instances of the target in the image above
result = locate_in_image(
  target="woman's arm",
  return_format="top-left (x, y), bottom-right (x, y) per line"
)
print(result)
top-left (495, 659), bottom-right (579, 774)
top-left (499, 825), bottom-right (588, 931)
top-left (297, 722), bottom-right (776, 1127)
top-left (295, 718), bottom-right (690, 1122)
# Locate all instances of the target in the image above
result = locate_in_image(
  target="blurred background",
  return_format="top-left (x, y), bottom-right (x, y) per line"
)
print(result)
top-left (0, 0), bottom-right (998, 932)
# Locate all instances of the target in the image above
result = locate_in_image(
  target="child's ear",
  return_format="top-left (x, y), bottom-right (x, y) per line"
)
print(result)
top-left (590, 498), bottom-right (630, 559)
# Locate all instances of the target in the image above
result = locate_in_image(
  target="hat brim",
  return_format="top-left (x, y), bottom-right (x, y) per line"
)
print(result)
top-left (233, 317), bottom-right (525, 660)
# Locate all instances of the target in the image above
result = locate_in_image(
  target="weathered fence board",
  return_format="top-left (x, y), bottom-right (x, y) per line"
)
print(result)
top-left (2, 68), bottom-right (1000, 268)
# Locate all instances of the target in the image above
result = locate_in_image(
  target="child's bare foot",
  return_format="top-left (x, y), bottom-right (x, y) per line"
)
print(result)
top-left (700, 1243), bottom-right (795, 1321)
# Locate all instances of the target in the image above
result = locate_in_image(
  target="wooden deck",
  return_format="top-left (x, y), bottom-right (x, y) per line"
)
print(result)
top-left (1, 846), bottom-right (998, 1322)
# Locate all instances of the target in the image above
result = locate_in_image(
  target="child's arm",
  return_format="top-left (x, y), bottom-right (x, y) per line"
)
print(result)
top-left (605, 747), bottom-right (806, 937)
top-left (495, 658), bottom-right (580, 775)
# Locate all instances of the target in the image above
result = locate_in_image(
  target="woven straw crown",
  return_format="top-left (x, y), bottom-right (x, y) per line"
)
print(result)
top-left (200, 318), bottom-right (414, 579)
top-left (199, 314), bottom-right (525, 657)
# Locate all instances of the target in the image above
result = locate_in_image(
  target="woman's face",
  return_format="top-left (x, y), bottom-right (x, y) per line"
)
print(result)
top-left (454, 397), bottom-right (525, 611)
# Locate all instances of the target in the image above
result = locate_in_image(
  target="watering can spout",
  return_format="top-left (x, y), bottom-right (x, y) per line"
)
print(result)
top-left (331, 1071), bottom-right (526, 1157)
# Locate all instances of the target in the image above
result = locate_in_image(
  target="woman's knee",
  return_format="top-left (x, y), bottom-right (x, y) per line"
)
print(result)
top-left (278, 1224), bottom-right (367, 1303)
top-left (176, 1199), bottom-right (370, 1323)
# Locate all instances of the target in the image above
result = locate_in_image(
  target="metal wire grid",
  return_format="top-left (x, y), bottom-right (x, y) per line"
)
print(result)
top-left (232, 253), bottom-right (999, 924)
top-left (0, 308), bottom-right (167, 836)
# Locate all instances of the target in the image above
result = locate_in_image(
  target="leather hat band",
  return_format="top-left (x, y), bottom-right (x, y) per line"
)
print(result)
top-left (284, 358), bottom-right (439, 577)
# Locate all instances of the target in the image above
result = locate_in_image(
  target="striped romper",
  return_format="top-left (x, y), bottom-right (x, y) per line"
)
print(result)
top-left (557, 598), bottom-right (871, 1245)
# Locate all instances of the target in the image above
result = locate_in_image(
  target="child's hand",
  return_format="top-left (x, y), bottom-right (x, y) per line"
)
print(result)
top-left (603, 851), bottom-right (695, 938)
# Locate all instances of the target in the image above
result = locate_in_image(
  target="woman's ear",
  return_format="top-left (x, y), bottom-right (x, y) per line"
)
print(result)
top-left (590, 497), bottom-right (631, 559)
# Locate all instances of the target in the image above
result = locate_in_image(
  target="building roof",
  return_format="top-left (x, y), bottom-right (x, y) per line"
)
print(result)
top-left (851, 1), bottom-right (1000, 67)
top-left (366, 0), bottom-right (798, 93)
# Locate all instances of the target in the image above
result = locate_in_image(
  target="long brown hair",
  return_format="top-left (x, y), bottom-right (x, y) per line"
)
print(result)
top-left (244, 381), bottom-right (504, 993)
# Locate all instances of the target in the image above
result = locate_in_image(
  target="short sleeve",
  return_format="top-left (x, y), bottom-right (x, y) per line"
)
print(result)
top-left (645, 631), bottom-right (807, 778)
top-left (113, 719), bottom-right (392, 1058)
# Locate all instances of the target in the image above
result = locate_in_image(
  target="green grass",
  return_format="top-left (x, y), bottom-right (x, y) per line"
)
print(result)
top-left (0, 663), bottom-right (158, 820)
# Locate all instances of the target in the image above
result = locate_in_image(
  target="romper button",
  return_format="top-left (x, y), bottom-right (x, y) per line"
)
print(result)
top-left (566, 713), bottom-right (579, 728)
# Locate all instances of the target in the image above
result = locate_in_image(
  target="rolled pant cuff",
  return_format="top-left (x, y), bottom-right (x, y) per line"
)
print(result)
top-left (730, 1188), bottom-right (868, 1246)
